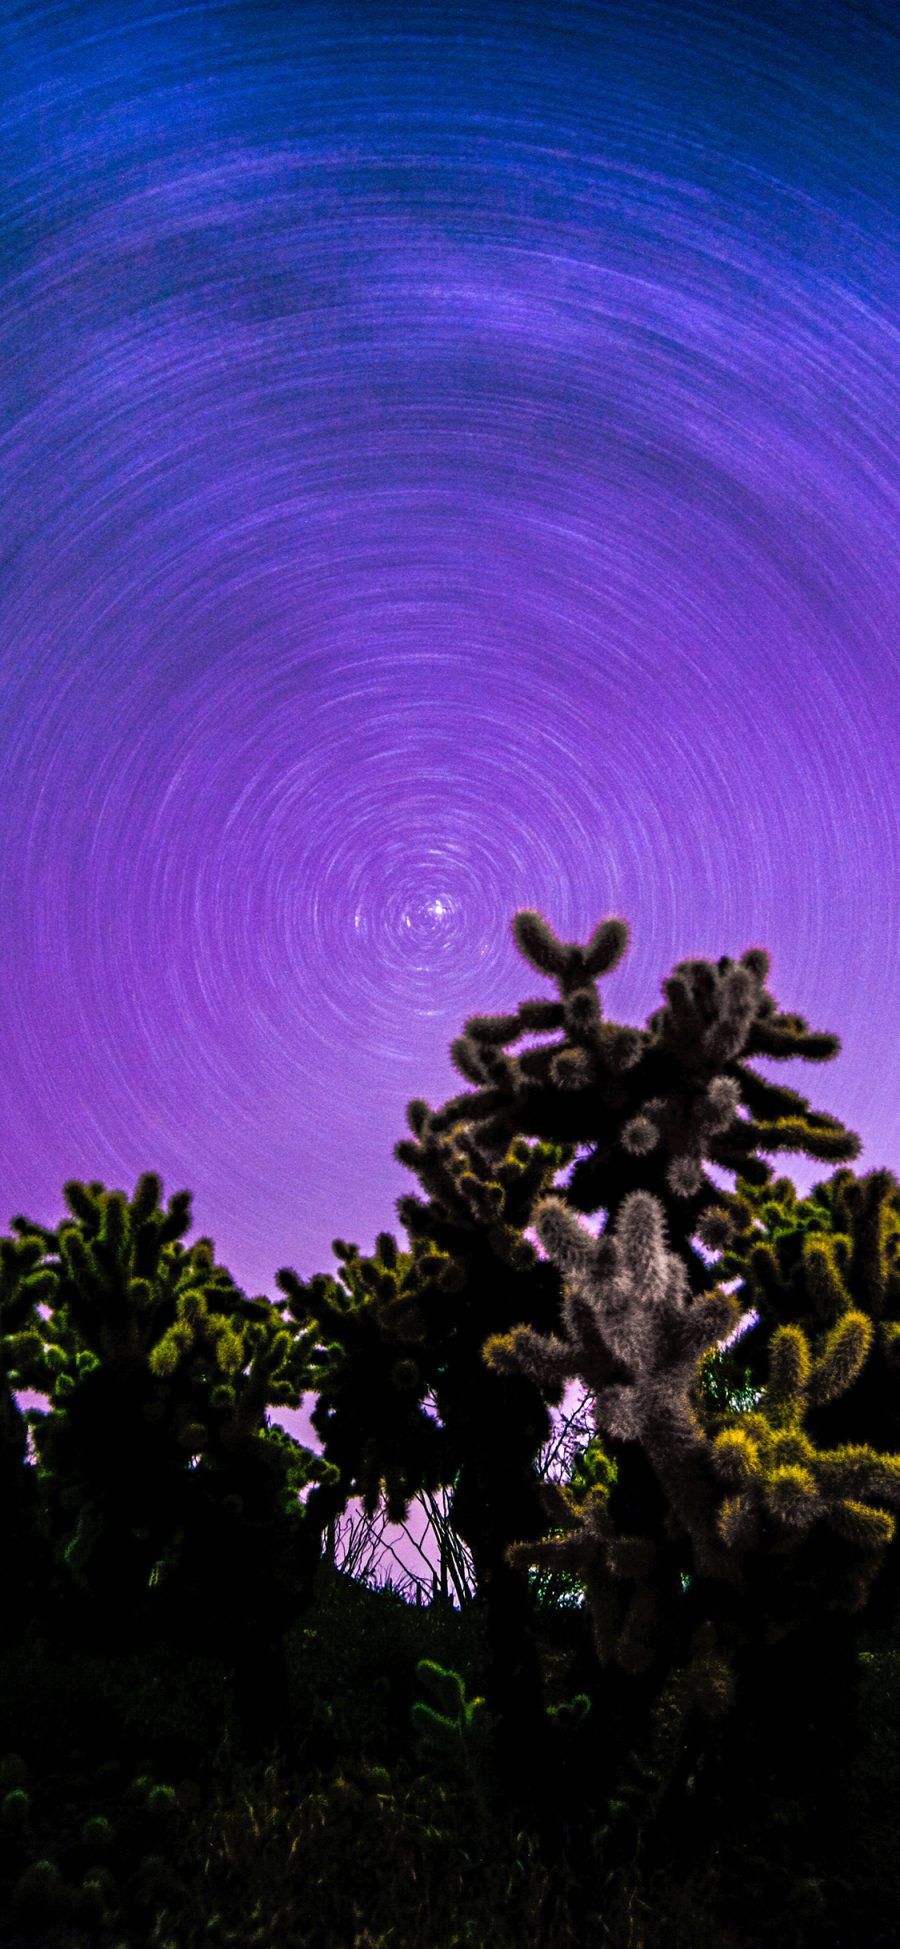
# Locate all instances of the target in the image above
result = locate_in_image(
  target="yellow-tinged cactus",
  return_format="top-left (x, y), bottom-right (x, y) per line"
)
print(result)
top-left (767, 1326), bottom-right (811, 1406)
top-left (210, 1321), bottom-right (245, 1375)
top-left (829, 1500), bottom-right (895, 1551)
top-left (808, 1309), bottom-right (873, 1404)
top-left (148, 1324), bottom-right (190, 1377)
top-left (495, 1151), bottom-right (900, 1719)
top-left (802, 1234), bottom-right (853, 1316)
top-left (713, 1426), bottom-right (762, 1484)
top-left (765, 1464), bottom-right (820, 1530)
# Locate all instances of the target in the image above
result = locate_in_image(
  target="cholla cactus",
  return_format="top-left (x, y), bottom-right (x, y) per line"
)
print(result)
top-left (276, 1231), bottom-right (448, 1526)
top-left (284, 1122), bottom-right (572, 1824)
top-left (702, 1164), bottom-right (900, 1628)
top-left (429, 910), bottom-right (860, 1292)
top-left (485, 1192), bottom-right (740, 1690)
top-left (487, 1190), bottom-right (739, 1553)
top-left (5, 1175), bottom-right (323, 1659)
top-left (282, 1120), bottom-right (568, 1553)
top-left (486, 1184), bottom-right (900, 1715)
top-left (710, 1309), bottom-right (900, 1611)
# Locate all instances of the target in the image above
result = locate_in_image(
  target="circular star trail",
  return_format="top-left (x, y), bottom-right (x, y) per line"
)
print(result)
top-left (0, 0), bottom-right (898, 1296)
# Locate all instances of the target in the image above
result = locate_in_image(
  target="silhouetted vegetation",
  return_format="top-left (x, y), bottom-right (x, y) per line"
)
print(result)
top-left (3, 908), bottom-right (899, 1945)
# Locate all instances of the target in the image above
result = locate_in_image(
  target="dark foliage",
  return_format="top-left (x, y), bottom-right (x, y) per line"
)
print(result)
top-left (2, 906), bottom-right (899, 1946)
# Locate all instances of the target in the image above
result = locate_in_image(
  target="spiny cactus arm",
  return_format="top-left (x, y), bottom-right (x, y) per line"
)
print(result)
top-left (425, 1087), bottom-right (511, 1134)
top-left (762, 1117), bottom-right (862, 1164)
top-left (828, 1500), bottom-right (896, 1552)
top-left (711, 1114), bottom-right (856, 1177)
top-left (815, 1446), bottom-right (900, 1504)
top-left (147, 1318), bottom-right (194, 1378)
top-left (583, 917), bottom-right (630, 978)
top-left (505, 1482), bottom-right (612, 1577)
top-left (765, 1463), bottom-right (824, 1533)
top-left (610, 1189), bottom-right (678, 1304)
top-left (712, 1422), bottom-right (768, 1487)
top-left (731, 1067), bottom-right (823, 1123)
top-left (806, 1310), bottom-right (874, 1405)
top-left (744, 1014), bottom-right (842, 1062)
top-left (845, 1170), bottom-right (900, 1316)
top-left (670, 1292), bottom-right (744, 1366)
top-left (462, 1011), bottom-right (523, 1045)
top-left (764, 1324), bottom-right (812, 1409)
top-left (801, 1233), bottom-right (854, 1321)
top-left (507, 1528), bottom-right (596, 1575)
top-left (483, 1323), bottom-right (571, 1391)
top-left (650, 958), bottom-right (762, 1068)
top-left (693, 1075), bottom-right (743, 1140)
top-left (1, 1234), bottom-right (54, 1317)
top-left (157, 1189), bottom-right (193, 1247)
top-left (62, 1180), bottom-right (102, 1231)
top-left (532, 1195), bottom-right (609, 1279)
top-left (715, 1492), bottom-right (760, 1551)
top-left (517, 998), bottom-right (567, 1032)
top-left (497, 1138), bottom-right (567, 1228)
top-left (512, 909), bottom-right (576, 981)
top-left (8, 1214), bottom-right (58, 1253)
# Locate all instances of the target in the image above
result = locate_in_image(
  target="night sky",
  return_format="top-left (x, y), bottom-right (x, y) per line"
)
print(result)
top-left (2, 0), bottom-right (898, 1306)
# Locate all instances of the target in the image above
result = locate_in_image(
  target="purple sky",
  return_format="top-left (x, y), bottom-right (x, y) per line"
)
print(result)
top-left (1, 1), bottom-right (898, 1310)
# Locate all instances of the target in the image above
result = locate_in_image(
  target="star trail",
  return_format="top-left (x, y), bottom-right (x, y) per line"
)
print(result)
top-left (1, 0), bottom-right (898, 1299)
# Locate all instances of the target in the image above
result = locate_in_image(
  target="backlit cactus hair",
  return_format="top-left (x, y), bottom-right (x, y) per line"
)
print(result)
top-left (701, 1163), bottom-right (900, 1627)
top-left (485, 1189), bottom-right (741, 1695)
top-left (486, 1177), bottom-right (900, 1713)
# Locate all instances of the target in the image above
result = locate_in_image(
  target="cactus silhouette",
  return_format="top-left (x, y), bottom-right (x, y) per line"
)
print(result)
top-left (281, 1128), bottom-right (571, 1826)
top-left (276, 1231), bottom-right (447, 1530)
top-left (4, 1174), bottom-right (324, 1755)
top-left (431, 908), bottom-right (859, 1290)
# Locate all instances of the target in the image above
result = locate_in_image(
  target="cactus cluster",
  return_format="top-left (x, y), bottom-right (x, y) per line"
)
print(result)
top-left (430, 908), bottom-right (859, 1287)
top-left (279, 1124), bottom-right (573, 1817)
top-left (277, 1231), bottom-right (447, 1525)
top-left (280, 905), bottom-right (892, 1821)
top-left (486, 1177), bottom-right (900, 1707)
top-left (3, 1174), bottom-right (323, 1660)
top-left (3, 900), bottom-right (897, 1882)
